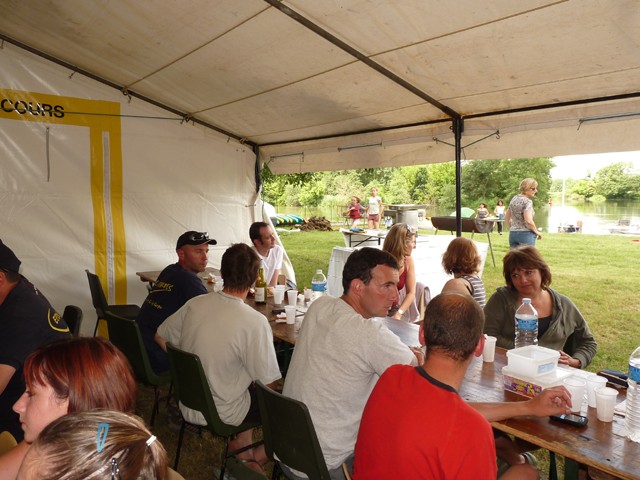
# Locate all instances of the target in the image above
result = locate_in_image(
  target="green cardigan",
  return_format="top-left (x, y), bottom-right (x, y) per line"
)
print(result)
top-left (483, 286), bottom-right (597, 368)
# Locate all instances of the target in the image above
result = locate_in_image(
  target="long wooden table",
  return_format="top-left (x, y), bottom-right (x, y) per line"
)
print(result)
top-left (136, 269), bottom-right (300, 344)
top-left (461, 348), bottom-right (639, 480)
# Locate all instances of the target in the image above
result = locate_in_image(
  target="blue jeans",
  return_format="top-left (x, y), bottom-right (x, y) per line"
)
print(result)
top-left (509, 230), bottom-right (536, 248)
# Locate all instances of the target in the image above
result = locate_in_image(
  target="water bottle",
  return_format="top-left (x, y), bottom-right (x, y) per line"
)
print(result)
top-left (311, 269), bottom-right (327, 295)
top-left (514, 298), bottom-right (538, 349)
top-left (625, 345), bottom-right (640, 442)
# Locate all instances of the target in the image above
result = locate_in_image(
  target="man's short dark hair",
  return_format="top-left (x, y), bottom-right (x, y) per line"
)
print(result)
top-left (249, 222), bottom-right (269, 243)
top-left (221, 244), bottom-right (261, 291)
top-left (0, 268), bottom-right (20, 283)
top-left (342, 247), bottom-right (399, 294)
top-left (423, 293), bottom-right (484, 362)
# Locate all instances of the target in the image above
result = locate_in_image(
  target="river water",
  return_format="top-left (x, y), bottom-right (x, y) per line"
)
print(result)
top-left (272, 200), bottom-right (640, 235)
top-left (536, 200), bottom-right (640, 235)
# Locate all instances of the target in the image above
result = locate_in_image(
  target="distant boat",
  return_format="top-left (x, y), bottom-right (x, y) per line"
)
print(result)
top-left (557, 220), bottom-right (583, 233)
top-left (608, 219), bottom-right (640, 235)
top-left (609, 224), bottom-right (640, 235)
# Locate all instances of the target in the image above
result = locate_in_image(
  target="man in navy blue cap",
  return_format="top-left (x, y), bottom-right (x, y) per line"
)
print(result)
top-left (0, 239), bottom-right (70, 441)
top-left (136, 231), bottom-right (216, 374)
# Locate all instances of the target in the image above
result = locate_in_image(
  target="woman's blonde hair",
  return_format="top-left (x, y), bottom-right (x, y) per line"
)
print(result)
top-left (18, 410), bottom-right (168, 480)
top-left (382, 223), bottom-right (416, 264)
top-left (518, 178), bottom-right (538, 193)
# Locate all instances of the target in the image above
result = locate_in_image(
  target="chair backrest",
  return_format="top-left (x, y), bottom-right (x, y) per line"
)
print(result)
top-left (104, 311), bottom-right (165, 385)
top-left (255, 381), bottom-right (331, 480)
top-left (62, 305), bottom-right (83, 336)
top-left (166, 343), bottom-right (238, 436)
top-left (85, 269), bottom-right (108, 317)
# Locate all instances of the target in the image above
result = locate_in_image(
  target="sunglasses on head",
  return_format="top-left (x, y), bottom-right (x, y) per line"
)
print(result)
top-left (189, 232), bottom-right (209, 242)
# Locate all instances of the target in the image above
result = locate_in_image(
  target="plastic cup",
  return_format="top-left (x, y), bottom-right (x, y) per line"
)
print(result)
top-left (595, 386), bottom-right (618, 422)
top-left (287, 290), bottom-right (298, 306)
top-left (284, 305), bottom-right (296, 325)
top-left (563, 376), bottom-right (587, 413)
top-left (586, 375), bottom-right (608, 408)
top-left (273, 288), bottom-right (285, 305)
top-left (304, 288), bottom-right (312, 302)
top-left (482, 335), bottom-right (497, 362)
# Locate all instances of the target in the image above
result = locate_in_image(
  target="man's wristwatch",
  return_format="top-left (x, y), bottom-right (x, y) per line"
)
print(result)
top-left (397, 308), bottom-right (404, 316)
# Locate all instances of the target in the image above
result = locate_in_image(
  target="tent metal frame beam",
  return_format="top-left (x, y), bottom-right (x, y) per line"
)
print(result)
top-left (263, 0), bottom-right (461, 120)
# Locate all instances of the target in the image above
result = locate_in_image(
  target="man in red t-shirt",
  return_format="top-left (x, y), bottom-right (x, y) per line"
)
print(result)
top-left (353, 293), bottom-right (539, 480)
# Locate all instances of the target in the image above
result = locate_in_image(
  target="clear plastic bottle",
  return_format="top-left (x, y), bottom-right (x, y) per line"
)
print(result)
top-left (625, 345), bottom-right (640, 442)
top-left (311, 269), bottom-right (327, 295)
top-left (514, 298), bottom-right (538, 349)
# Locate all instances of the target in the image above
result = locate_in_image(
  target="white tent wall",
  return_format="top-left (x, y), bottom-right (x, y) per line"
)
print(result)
top-left (1, 45), bottom-right (273, 335)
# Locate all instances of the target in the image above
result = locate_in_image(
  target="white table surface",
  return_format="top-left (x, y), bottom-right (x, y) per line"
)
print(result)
top-left (327, 234), bottom-right (489, 297)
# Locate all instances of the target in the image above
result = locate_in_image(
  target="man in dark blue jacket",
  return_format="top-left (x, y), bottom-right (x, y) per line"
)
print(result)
top-left (136, 231), bottom-right (216, 373)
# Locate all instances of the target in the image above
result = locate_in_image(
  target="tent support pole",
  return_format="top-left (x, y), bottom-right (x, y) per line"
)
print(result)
top-left (453, 118), bottom-right (464, 237)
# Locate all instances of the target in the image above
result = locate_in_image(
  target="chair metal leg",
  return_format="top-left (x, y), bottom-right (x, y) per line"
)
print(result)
top-left (173, 420), bottom-right (186, 470)
top-left (548, 452), bottom-right (557, 480)
top-left (271, 461), bottom-right (282, 480)
top-left (150, 386), bottom-right (160, 426)
top-left (220, 438), bottom-right (230, 480)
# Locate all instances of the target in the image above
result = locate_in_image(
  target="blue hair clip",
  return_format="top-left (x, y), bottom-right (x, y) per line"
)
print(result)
top-left (97, 422), bottom-right (110, 453)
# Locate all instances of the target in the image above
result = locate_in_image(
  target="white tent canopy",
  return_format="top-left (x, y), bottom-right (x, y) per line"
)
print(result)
top-left (1, 1), bottom-right (640, 333)
top-left (2, 0), bottom-right (640, 173)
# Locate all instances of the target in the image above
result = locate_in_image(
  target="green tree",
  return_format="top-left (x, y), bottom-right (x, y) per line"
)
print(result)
top-left (462, 157), bottom-right (553, 209)
top-left (570, 179), bottom-right (596, 198)
top-left (593, 162), bottom-right (635, 199)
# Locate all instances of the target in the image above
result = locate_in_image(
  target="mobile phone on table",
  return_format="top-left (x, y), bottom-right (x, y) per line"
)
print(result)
top-left (549, 413), bottom-right (588, 428)
top-left (272, 308), bottom-right (285, 315)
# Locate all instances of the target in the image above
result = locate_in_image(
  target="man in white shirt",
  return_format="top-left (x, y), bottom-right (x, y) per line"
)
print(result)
top-left (249, 222), bottom-right (283, 287)
top-left (156, 243), bottom-right (281, 472)
top-left (282, 248), bottom-right (421, 479)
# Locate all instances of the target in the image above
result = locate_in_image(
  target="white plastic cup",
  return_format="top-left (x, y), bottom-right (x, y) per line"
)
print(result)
top-left (304, 288), bottom-right (312, 302)
top-left (586, 375), bottom-right (608, 408)
top-left (595, 386), bottom-right (618, 422)
top-left (563, 376), bottom-right (587, 413)
top-left (482, 335), bottom-right (497, 362)
top-left (273, 288), bottom-right (285, 305)
top-left (284, 305), bottom-right (296, 325)
top-left (287, 290), bottom-right (298, 306)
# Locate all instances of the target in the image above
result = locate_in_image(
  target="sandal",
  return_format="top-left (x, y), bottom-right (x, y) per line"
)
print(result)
top-left (521, 452), bottom-right (538, 468)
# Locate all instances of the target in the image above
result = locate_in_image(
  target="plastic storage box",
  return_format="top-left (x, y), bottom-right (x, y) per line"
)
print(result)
top-left (502, 366), bottom-right (573, 398)
top-left (506, 345), bottom-right (560, 378)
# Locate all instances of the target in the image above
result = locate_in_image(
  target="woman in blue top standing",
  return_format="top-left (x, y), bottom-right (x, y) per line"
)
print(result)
top-left (505, 178), bottom-right (542, 248)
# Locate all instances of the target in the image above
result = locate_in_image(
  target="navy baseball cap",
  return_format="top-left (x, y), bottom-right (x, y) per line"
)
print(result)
top-left (0, 239), bottom-right (21, 273)
top-left (176, 231), bottom-right (217, 249)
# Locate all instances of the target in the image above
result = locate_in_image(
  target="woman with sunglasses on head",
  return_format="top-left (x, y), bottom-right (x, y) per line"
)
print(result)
top-left (382, 223), bottom-right (420, 321)
top-left (505, 178), bottom-right (542, 248)
top-left (0, 337), bottom-right (137, 480)
top-left (16, 410), bottom-right (168, 480)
